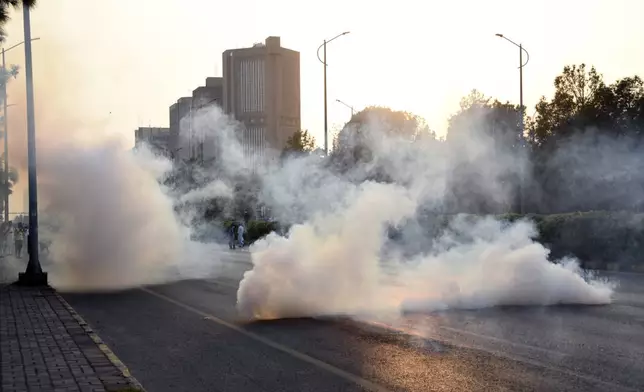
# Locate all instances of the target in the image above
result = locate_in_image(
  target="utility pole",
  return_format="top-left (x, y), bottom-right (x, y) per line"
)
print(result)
top-left (0, 38), bottom-right (38, 226)
top-left (519, 43), bottom-right (525, 214)
top-left (495, 33), bottom-right (530, 215)
top-left (18, 5), bottom-right (47, 286)
top-left (2, 48), bottom-right (8, 224)
top-left (317, 31), bottom-right (350, 156)
top-left (323, 40), bottom-right (327, 155)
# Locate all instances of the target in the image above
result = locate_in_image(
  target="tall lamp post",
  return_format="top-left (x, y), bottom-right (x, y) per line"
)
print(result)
top-left (317, 31), bottom-right (350, 156)
top-left (495, 33), bottom-right (530, 214)
top-left (335, 99), bottom-right (354, 117)
top-left (1, 37), bottom-right (40, 224)
top-left (18, 5), bottom-right (47, 286)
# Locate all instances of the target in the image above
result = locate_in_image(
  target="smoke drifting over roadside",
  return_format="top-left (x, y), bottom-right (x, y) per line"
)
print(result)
top-left (6, 35), bottom-right (615, 307)
top-left (40, 141), bottom-right (184, 290)
top-left (235, 109), bottom-right (616, 320)
top-left (2, 38), bottom-right (236, 290)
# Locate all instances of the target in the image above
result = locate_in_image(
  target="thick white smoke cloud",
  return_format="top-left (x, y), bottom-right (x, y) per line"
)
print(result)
top-left (33, 102), bottom-right (614, 315)
top-left (396, 217), bottom-right (613, 311)
top-left (236, 195), bottom-right (614, 320)
top-left (38, 135), bottom-right (228, 291)
top-left (238, 182), bottom-right (418, 320)
top-left (236, 110), bottom-right (615, 321)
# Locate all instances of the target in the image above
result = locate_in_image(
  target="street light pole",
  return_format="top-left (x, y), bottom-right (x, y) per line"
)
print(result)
top-left (1, 37), bottom-right (40, 225)
top-left (323, 40), bottom-right (327, 154)
top-left (495, 33), bottom-right (530, 214)
top-left (317, 31), bottom-right (350, 156)
top-left (2, 48), bottom-right (7, 224)
top-left (18, 5), bottom-right (47, 286)
top-left (335, 99), bottom-right (354, 117)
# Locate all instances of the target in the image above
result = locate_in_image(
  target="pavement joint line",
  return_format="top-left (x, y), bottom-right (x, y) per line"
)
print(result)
top-left (140, 287), bottom-right (393, 392)
top-left (368, 320), bottom-right (639, 392)
top-left (56, 291), bottom-right (147, 392)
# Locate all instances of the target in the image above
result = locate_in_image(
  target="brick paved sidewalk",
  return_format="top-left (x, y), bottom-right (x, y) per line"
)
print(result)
top-left (0, 285), bottom-right (145, 392)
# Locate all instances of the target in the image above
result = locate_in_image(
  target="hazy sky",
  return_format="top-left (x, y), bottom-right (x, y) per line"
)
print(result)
top-left (3, 0), bottom-right (643, 148)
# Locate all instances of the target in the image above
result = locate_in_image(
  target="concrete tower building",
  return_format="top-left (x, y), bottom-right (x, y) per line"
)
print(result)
top-left (222, 36), bottom-right (300, 166)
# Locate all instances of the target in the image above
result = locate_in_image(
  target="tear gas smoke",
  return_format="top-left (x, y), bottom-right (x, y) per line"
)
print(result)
top-left (236, 193), bottom-right (614, 320)
top-left (23, 94), bottom-right (615, 312)
top-left (39, 138), bottom-right (223, 291)
top-left (236, 109), bottom-right (616, 321)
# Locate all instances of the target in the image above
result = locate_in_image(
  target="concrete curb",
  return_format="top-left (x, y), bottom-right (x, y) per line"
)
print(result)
top-left (55, 291), bottom-right (147, 392)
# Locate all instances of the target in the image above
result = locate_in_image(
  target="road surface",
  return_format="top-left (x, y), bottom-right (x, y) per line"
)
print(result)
top-left (58, 250), bottom-right (643, 392)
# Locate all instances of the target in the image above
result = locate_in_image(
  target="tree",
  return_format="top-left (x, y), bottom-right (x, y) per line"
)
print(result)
top-left (525, 65), bottom-right (644, 213)
top-left (339, 106), bottom-right (435, 143)
top-left (332, 106), bottom-right (435, 159)
top-left (0, 156), bottom-right (18, 220)
top-left (328, 106), bottom-right (437, 183)
top-left (445, 89), bottom-right (524, 214)
top-left (0, 0), bottom-right (36, 36)
top-left (528, 64), bottom-right (607, 145)
top-left (283, 129), bottom-right (315, 153)
top-left (447, 89), bottom-right (522, 147)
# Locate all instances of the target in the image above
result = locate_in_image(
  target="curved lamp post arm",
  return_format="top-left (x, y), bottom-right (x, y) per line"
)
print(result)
top-left (495, 34), bottom-right (529, 68)
top-left (335, 99), bottom-right (354, 114)
top-left (317, 31), bottom-right (350, 65)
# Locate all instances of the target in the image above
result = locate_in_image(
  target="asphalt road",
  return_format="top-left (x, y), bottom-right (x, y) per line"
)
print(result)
top-left (60, 251), bottom-right (644, 392)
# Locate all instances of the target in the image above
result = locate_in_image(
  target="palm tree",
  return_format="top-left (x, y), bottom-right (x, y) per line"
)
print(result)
top-left (0, 155), bottom-right (17, 219)
top-left (0, 0), bottom-right (36, 36)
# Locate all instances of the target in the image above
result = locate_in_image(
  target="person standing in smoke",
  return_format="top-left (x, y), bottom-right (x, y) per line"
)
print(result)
top-left (237, 223), bottom-right (245, 248)
top-left (0, 222), bottom-right (8, 256)
top-left (2, 222), bottom-right (12, 255)
top-left (228, 222), bottom-right (236, 249)
top-left (14, 223), bottom-right (24, 258)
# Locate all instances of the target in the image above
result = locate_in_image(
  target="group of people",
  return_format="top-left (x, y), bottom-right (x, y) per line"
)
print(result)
top-left (227, 222), bottom-right (246, 249)
top-left (0, 221), bottom-right (28, 258)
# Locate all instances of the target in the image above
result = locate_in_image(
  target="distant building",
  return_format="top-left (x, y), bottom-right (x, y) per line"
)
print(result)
top-left (134, 127), bottom-right (171, 155)
top-left (223, 36), bottom-right (301, 167)
top-left (169, 97), bottom-right (193, 163)
top-left (168, 77), bottom-right (225, 165)
top-left (191, 77), bottom-right (224, 163)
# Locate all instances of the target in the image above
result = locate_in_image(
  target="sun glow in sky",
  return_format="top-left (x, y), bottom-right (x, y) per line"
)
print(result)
top-left (2, 0), bottom-right (643, 147)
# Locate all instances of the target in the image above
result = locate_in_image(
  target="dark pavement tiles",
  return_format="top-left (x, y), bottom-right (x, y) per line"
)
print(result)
top-left (0, 284), bottom-right (144, 392)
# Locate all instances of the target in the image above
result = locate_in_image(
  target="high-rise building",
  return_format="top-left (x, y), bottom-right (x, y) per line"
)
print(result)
top-left (223, 36), bottom-right (300, 166)
top-left (192, 77), bottom-right (223, 163)
top-left (134, 127), bottom-right (171, 155)
top-left (193, 77), bottom-right (224, 110)
top-left (168, 97), bottom-right (193, 163)
top-left (168, 77), bottom-right (225, 165)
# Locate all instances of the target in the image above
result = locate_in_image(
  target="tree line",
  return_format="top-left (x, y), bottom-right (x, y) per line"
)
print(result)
top-left (214, 62), bottom-right (643, 220)
top-left (296, 63), bottom-right (644, 216)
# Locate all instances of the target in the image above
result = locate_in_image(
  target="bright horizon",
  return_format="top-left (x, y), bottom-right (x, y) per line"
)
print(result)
top-left (0, 0), bottom-right (642, 213)
top-left (3, 0), bottom-right (643, 145)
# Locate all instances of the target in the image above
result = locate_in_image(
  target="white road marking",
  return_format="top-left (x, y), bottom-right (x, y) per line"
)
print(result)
top-left (150, 277), bottom-right (638, 392)
top-left (140, 287), bottom-right (392, 392)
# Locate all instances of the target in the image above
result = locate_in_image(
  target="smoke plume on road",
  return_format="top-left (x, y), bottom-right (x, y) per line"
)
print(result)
top-left (36, 110), bottom-right (248, 291)
top-left (8, 47), bottom-right (615, 302)
top-left (236, 110), bottom-right (615, 320)
top-left (6, 68), bottom-right (237, 291)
